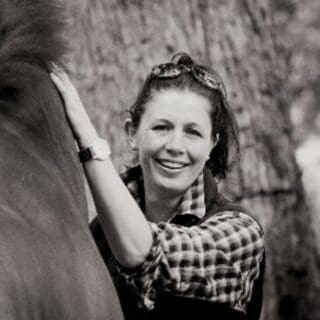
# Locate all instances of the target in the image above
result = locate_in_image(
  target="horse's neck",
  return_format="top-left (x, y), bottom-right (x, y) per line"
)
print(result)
top-left (0, 68), bottom-right (88, 224)
top-left (0, 67), bottom-right (123, 320)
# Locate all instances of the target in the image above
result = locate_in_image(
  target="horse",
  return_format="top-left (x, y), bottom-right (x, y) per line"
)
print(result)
top-left (0, 0), bottom-right (123, 318)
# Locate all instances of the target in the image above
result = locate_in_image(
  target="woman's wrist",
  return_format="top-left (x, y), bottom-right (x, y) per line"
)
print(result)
top-left (76, 125), bottom-right (100, 149)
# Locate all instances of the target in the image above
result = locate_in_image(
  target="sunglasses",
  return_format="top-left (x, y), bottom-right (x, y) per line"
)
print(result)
top-left (151, 62), bottom-right (227, 99)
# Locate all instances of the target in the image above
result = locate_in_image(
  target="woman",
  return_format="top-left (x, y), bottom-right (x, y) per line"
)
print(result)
top-left (51, 53), bottom-right (265, 320)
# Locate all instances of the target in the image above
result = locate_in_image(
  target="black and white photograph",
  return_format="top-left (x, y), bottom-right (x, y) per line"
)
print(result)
top-left (0, 0), bottom-right (319, 319)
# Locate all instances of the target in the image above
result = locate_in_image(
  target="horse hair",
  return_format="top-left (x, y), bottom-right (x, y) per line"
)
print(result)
top-left (0, 0), bottom-right (68, 78)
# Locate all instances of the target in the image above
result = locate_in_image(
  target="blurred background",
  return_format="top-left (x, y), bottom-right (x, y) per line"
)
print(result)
top-left (274, 0), bottom-right (320, 241)
top-left (65, 0), bottom-right (320, 319)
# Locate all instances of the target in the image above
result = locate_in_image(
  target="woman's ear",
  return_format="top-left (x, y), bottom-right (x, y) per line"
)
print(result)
top-left (124, 118), bottom-right (138, 151)
top-left (211, 133), bottom-right (220, 149)
top-left (207, 133), bottom-right (220, 160)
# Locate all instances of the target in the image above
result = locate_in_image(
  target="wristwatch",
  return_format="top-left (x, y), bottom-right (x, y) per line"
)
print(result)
top-left (78, 137), bottom-right (111, 163)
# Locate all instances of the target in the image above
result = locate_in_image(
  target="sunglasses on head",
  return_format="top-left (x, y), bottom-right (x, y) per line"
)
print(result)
top-left (151, 62), bottom-right (227, 99)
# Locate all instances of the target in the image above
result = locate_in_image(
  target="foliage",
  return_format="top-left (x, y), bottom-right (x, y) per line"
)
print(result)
top-left (273, 0), bottom-right (320, 144)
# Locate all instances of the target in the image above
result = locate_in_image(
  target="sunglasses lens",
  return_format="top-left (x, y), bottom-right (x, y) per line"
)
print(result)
top-left (151, 65), bottom-right (163, 76)
top-left (151, 63), bottom-right (181, 78)
top-left (193, 66), bottom-right (227, 98)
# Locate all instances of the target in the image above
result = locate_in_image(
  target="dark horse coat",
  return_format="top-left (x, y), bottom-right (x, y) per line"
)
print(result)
top-left (0, 1), bottom-right (123, 319)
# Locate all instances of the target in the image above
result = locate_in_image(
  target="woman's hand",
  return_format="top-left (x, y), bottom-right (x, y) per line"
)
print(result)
top-left (50, 67), bottom-right (98, 148)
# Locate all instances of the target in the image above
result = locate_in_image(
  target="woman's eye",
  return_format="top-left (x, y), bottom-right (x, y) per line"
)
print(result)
top-left (152, 125), bottom-right (169, 131)
top-left (187, 129), bottom-right (202, 137)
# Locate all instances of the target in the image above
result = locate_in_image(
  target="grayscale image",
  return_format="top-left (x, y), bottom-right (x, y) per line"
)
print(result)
top-left (0, 1), bottom-right (319, 319)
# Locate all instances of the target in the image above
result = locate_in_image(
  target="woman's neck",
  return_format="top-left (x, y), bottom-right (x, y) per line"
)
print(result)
top-left (144, 189), bottom-right (182, 223)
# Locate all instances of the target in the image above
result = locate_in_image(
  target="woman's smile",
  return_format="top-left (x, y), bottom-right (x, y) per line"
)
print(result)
top-left (155, 158), bottom-right (189, 170)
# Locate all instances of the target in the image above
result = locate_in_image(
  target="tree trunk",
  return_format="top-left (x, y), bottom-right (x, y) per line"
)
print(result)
top-left (68, 0), bottom-right (320, 319)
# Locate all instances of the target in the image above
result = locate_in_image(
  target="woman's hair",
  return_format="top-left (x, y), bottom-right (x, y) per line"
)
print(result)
top-left (126, 53), bottom-right (240, 180)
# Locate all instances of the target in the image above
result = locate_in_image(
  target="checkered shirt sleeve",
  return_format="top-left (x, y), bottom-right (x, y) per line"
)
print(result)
top-left (118, 210), bottom-right (264, 312)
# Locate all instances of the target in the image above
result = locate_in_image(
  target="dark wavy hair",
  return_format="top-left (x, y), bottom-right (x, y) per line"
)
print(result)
top-left (126, 53), bottom-right (240, 180)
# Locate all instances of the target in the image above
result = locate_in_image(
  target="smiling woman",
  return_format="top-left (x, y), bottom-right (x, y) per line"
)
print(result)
top-left (51, 52), bottom-right (265, 320)
top-left (126, 89), bottom-right (216, 215)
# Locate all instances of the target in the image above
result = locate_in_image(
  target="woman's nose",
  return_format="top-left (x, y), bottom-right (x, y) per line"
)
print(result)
top-left (165, 131), bottom-right (184, 155)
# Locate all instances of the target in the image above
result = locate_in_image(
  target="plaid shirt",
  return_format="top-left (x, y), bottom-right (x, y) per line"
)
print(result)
top-left (119, 168), bottom-right (264, 313)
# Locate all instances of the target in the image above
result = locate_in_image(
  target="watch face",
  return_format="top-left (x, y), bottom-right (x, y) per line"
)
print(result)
top-left (90, 139), bottom-right (111, 160)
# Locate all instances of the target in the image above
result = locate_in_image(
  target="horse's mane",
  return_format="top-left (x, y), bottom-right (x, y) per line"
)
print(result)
top-left (0, 0), bottom-right (67, 79)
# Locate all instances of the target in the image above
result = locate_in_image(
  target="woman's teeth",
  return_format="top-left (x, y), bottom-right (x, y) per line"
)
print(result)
top-left (157, 160), bottom-right (186, 169)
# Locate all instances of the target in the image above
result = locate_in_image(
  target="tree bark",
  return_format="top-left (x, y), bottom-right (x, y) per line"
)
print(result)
top-left (68, 0), bottom-right (320, 319)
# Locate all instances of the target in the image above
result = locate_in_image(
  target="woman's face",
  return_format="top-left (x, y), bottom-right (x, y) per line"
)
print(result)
top-left (129, 89), bottom-right (217, 197)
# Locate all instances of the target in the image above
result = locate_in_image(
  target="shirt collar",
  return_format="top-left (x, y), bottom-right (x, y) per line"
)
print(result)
top-left (174, 171), bottom-right (206, 220)
top-left (123, 166), bottom-right (206, 221)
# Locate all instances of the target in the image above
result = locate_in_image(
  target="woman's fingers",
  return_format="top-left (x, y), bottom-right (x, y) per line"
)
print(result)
top-left (50, 69), bottom-right (75, 95)
top-left (50, 72), bottom-right (66, 95)
top-left (51, 62), bottom-right (68, 80)
top-left (49, 66), bottom-right (97, 144)
top-left (50, 69), bottom-right (84, 112)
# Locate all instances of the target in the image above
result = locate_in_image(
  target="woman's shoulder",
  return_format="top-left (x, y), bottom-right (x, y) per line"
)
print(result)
top-left (203, 182), bottom-right (251, 221)
top-left (202, 168), bottom-right (262, 229)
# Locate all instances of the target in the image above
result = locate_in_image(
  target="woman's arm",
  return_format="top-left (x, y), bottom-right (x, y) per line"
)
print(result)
top-left (50, 70), bottom-right (153, 268)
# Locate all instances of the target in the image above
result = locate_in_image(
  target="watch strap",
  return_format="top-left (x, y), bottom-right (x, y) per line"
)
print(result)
top-left (78, 148), bottom-right (92, 163)
top-left (78, 137), bottom-right (111, 163)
